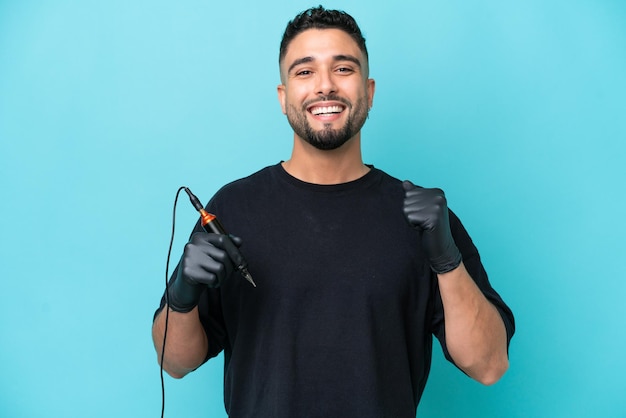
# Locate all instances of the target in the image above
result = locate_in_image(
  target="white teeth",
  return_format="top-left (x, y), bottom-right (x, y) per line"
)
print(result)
top-left (311, 105), bottom-right (343, 115)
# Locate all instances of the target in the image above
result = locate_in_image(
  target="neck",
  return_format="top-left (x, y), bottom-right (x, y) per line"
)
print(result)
top-left (282, 134), bottom-right (369, 184)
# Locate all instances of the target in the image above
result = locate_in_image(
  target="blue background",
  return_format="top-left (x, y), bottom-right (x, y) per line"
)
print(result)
top-left (1, 0), bottom-right (625, 417)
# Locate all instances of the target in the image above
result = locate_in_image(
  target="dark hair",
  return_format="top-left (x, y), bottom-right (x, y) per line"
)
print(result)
top-left (279, 5), bottom-right (368, 64)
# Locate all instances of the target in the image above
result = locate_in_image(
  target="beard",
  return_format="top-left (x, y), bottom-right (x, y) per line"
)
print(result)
top-left (285, 95), bottom-right (369, 150)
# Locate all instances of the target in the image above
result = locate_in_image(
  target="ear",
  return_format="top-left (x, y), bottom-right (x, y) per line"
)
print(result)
top-left (367, 78), bottom-right (376, 109)
top-left (277, 84), bottom-right (287, 115)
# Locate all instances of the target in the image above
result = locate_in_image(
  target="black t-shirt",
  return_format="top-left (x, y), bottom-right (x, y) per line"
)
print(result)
top-left (161, 163), bottom-right (514, 418)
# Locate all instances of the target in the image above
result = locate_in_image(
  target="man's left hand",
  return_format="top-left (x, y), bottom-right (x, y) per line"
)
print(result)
top-left (402, 180), bottom-right (462, 274)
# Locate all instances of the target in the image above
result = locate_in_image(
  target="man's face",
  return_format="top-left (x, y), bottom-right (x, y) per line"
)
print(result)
top-left (278, 28), bottom-right (375, 150)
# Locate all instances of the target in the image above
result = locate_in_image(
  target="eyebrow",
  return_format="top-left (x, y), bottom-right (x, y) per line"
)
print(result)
top-left (287, 54), bottom-right (362, 75)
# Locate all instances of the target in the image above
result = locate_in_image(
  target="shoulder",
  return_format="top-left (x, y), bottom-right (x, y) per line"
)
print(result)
top-left (368, 167), bottom-right (405, 193)
top-left (204, 164), bottom-right (287, 217)
top-left (213, 164), bottom-right (279, 198)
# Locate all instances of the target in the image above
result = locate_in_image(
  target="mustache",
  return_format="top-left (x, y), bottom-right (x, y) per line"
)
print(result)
top-left (302, 95), bottom-right (351, 110)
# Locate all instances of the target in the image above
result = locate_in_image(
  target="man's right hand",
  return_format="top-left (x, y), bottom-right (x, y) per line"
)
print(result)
top-left (167, 232), bottom-right (243, 313)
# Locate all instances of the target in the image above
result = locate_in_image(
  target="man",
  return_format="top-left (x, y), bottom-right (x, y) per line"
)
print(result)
top-left (152, 6), bottom-right (514, 417)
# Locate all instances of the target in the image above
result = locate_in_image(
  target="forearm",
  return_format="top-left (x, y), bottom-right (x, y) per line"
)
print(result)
top-left (152, 306), bottom-right (209, 379)
top-left (438, 262), bottom-right (509, 385)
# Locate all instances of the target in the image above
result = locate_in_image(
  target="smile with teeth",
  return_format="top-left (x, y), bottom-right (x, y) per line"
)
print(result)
top-left (310, 105), bottom-right (344, 115)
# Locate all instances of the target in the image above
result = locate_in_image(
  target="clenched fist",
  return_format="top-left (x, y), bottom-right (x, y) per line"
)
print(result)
top-left (402, 180), bottom-right (462, 274)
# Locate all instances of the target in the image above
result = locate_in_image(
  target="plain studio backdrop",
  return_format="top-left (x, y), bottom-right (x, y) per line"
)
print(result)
top-left (1, 1), bottom-right (625, 417)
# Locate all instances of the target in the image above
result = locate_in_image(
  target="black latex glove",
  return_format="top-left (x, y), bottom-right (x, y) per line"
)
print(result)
top-left (167, 232), bottom-right (244, 313)
top-left (402, 180), bottom-right (462, 274)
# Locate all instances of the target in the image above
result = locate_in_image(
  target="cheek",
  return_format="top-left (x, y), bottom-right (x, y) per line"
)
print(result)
top-left (286, 92), bottom-right (308, 112)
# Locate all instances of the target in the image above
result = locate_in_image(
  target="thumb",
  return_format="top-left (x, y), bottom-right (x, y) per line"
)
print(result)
top-left (402, 180), bottom-right (416, 191)
top-left (229, 234), bottom-right (243, 247)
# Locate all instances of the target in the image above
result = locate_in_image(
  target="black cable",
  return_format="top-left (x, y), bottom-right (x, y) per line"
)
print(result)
top-left (160, 186), bottom-right (186, 418)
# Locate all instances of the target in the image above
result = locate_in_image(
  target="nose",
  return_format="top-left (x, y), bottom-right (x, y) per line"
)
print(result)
top-left (315, 69), bottom-right (337, 97)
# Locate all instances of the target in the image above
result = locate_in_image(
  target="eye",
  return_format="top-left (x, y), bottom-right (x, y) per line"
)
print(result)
top-left (295, 70), bottom-right (312, 77)
top-left (336, 67), bottom-right (355, 74)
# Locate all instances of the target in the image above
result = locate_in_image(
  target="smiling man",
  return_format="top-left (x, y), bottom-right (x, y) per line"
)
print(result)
top-left (279, 27), bottom-right (374, 155)
top-left (152, 6), bottom-right (515, 417)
